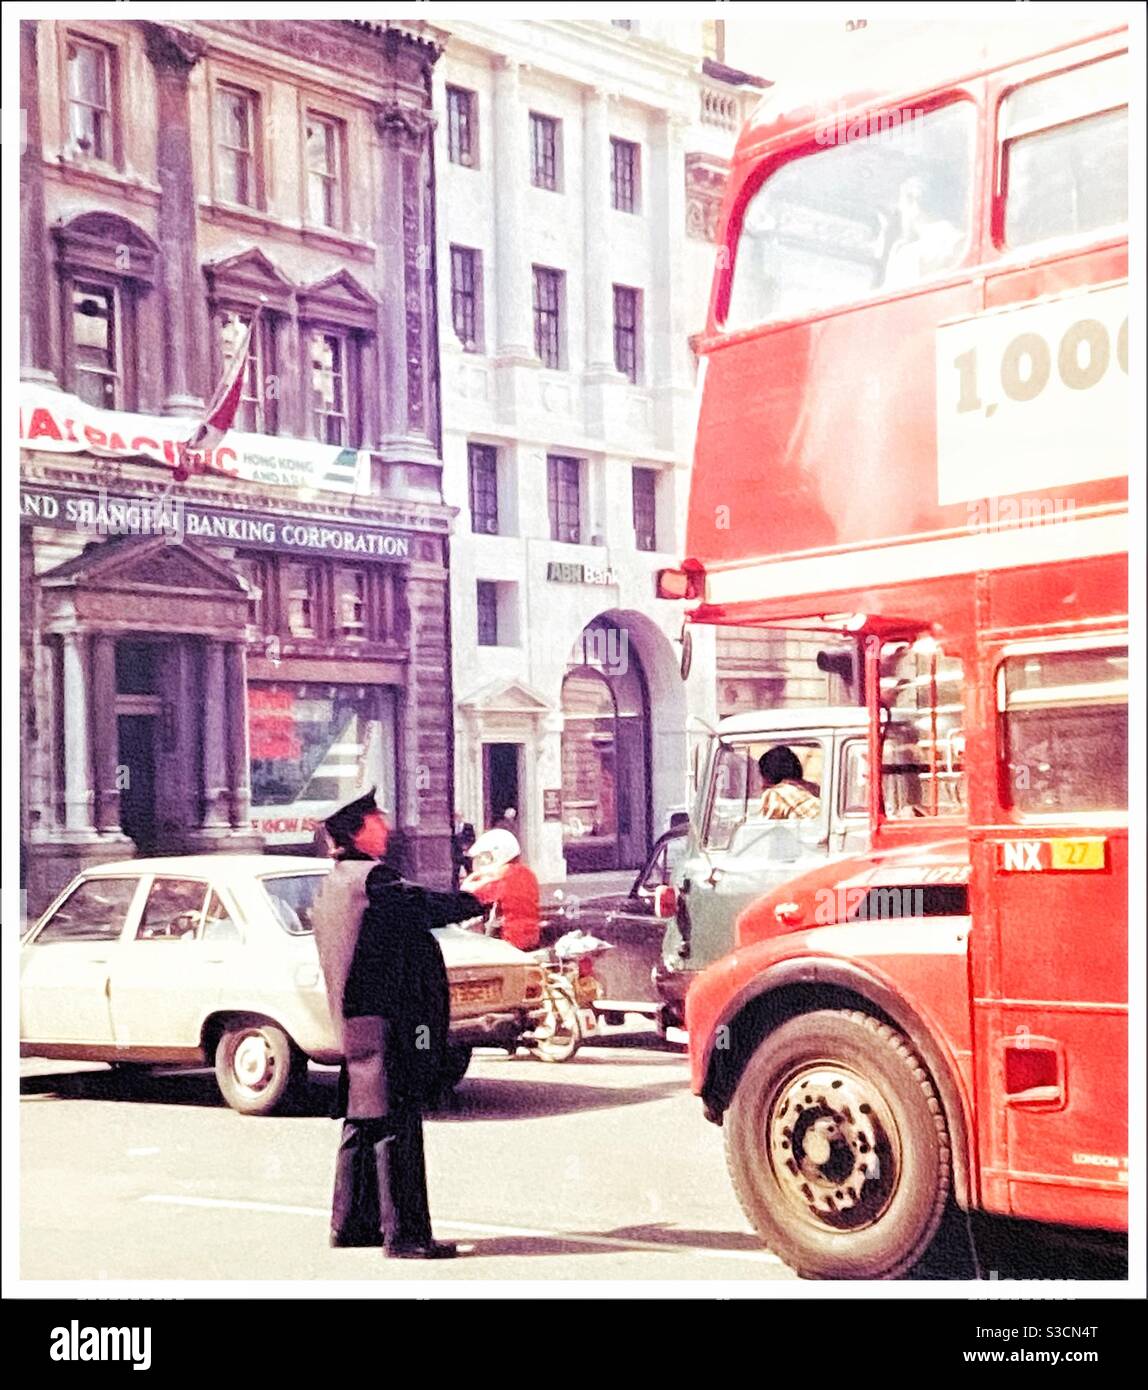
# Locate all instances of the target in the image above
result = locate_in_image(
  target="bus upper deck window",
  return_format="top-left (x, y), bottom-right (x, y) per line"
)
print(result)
top-left (1001, 53), bottom-right (1127, 248)
top-left (723, 101), bottom-right (975, 332)
top-left (999, 643), bottom-right (1128, 815)
top-left (879, 640), bottom-right (966, 820)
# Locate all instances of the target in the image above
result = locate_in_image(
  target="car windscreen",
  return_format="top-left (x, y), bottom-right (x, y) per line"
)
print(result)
top-left (261, 873), bottom-right (326, 935)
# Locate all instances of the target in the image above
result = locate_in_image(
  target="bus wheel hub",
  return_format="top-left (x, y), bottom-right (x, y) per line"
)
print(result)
top-left (769, 1066), bottom-right (898, 1226)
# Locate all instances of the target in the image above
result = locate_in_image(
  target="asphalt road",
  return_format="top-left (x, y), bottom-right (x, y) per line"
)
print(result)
top-left (20, 1028), bottom-right (1127, 1285)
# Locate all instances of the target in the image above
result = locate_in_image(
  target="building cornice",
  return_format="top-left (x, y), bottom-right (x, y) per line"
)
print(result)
top-left (441, 18), bottom-right (700, 105)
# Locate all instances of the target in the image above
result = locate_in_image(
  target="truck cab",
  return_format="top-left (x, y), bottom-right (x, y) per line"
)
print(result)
top-left (656, 707), bottom-right (868, 1019)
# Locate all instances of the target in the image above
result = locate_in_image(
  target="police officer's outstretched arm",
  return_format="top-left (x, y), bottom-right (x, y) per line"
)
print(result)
top-left (421, 887), bottom-right (484, 928)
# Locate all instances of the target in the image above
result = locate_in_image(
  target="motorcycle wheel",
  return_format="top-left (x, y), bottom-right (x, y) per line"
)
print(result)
top-left (529, 976), bottom-right (582, 1063)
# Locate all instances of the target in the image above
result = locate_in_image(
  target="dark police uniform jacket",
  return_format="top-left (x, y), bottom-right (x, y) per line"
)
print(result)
top-left (311, 855), bottom-right (481, 1120)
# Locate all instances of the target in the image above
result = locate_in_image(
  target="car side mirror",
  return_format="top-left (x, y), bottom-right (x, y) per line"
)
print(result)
top-left (654, 885), bottom-right (677, 919)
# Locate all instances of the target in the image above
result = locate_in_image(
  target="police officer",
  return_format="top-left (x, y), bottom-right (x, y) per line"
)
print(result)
top-left (311, 789), bottom-right (482, 1258)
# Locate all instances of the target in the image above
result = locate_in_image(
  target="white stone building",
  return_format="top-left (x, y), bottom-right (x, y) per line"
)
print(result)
top-left (433, 17), bottom-right (766, 881)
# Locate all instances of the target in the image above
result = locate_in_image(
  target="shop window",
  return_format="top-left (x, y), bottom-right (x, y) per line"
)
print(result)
top-left (451, 246), bottom-right (483, 351)
top-left (725, 101), bottom-right (975, 330)
top-left (999, 641), bottom-right (1127, 815)
top-left (879, 639), bottom-right (966, 819)
top-left (547, 455), bottom-right (582, 543)
top-left (531, 112), bottom-right (560, 191)
top-left (285, 563), bottom-right (320, 637)
top-left (533, 266), bottom-right (564, 369)
top-left (309, 329), bottom-right (349, 445)
top-left (248, 684), bottom-right (397, 842)
top-left (305, 111), bottom-right (344, 229)
top-left (1002, 53), bottom-right (1128, 249)
top-left (611, 138), bottom-right (640, 213)
top-left (66, 34), bottom-right (115, 162)
top-left (447, 86), bottom-right (478, 168)
top-left (613, 285), bottom-right (640, 383)
top-left (632, 467), bottom-right (657, 551)
top-left (468, 443), bottom-right (499, 534)
top-left (216, 84), bottom-right (260, 207)
top-left (337, 568), bottom-right (368, 640)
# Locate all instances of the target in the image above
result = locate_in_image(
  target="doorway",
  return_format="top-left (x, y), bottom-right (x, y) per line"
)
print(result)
top-left (117, 714), bottom-right (157, 854)
top-left (483, 743), bottom-right (522, 841)
top-left (561, 619), bottom-right (650, 873)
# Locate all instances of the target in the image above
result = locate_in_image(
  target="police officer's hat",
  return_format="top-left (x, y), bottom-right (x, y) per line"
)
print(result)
top-left (323, 787), bottom-right (380, 849)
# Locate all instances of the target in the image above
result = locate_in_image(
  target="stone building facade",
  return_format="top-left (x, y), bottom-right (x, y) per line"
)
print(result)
top-left (433, 17), bottom-right (769, 880)
top-left (19, 18), bottom-right (455, 913)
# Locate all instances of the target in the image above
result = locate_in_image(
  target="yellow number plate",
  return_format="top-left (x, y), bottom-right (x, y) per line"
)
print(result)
top-left (450, 978), bottom-right (501, 1007)
top-left (1048, 839), bottom-right (1106, 871)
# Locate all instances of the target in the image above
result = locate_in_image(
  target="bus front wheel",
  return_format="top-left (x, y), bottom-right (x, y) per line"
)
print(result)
top-left (725, 1009), bottom-right (951, 1279)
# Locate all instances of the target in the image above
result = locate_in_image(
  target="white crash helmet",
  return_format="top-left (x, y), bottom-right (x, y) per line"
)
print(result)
top-left (469, 827), bottom-right (521, 871)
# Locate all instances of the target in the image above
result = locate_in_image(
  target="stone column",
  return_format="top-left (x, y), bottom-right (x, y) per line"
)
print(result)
top-left (91, 635), bottom-right (121, 832)
top-left (61, 633), bottom-right (94, 833)
top-left (583, 88), bottom-right (617, 376)
top-left (359, 334), bottom-right (381, 451)
top-left (275, 311), bottom-right (305, 439)
top-left (400, 562), bottom-right (453, 886)
top-left (141, 22), bottom-right (209, 416)
top-left (375, 103), bottom-right (438, 463)
top-left (201, 640), bottom-right (230, 828)
top-left (224, 641), bottom-right (251, 828)
top-left (650, 109), bottom-right (691, 451)
top-left (492, 57), bottom-right (533, 361)
top-left (20, 21), bottom-right (57, 387)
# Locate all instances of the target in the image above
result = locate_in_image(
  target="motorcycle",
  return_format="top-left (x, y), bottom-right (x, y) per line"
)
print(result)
top-left (522, 928), bottom-right (614, 1062)
top-left (461, 909), bottom-right (612, 1063)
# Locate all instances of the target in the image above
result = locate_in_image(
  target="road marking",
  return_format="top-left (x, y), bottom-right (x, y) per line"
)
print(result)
top-left (141, 1195), bottom-right (783, 1265)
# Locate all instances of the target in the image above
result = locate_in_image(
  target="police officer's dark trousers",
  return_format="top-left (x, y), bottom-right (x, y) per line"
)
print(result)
top-left (332, 1105), bottom-right (433, 1248)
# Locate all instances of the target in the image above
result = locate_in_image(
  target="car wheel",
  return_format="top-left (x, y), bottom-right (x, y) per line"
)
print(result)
top-left (440, 1044), bottom-right (473, 1091)
top-left (214, 1020), bottom-right (307, 1116)
top-left (725, 1009), bottom-right (951, 1279)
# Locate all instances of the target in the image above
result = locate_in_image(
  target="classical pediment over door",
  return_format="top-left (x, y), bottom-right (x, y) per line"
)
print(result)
top-left (457, 678), bottom-right (552, 718)
top-left (39, 535), bottom-right (252, 638)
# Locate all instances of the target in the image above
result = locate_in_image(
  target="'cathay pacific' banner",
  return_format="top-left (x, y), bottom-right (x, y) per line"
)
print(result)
top-left (19, 383), bottom-right (368, 496)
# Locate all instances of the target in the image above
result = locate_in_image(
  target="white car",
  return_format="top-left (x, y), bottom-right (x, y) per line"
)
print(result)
top-left (20, 856), bottom-right (543, 1115)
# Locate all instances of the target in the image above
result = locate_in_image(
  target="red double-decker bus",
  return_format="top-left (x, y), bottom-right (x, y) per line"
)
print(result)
top-left (660, 19), bottom-right (1129, 1278)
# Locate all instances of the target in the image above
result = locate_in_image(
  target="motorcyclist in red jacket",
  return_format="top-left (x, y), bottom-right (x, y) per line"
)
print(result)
top-left (460, 828), bottom-right (541, 953)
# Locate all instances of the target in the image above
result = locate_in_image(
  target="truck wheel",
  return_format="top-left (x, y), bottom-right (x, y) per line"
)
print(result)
top-left (725, 1009), bottom-right (950, 1279)
top-left (214, 1020), bottom-right (307, 1116)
